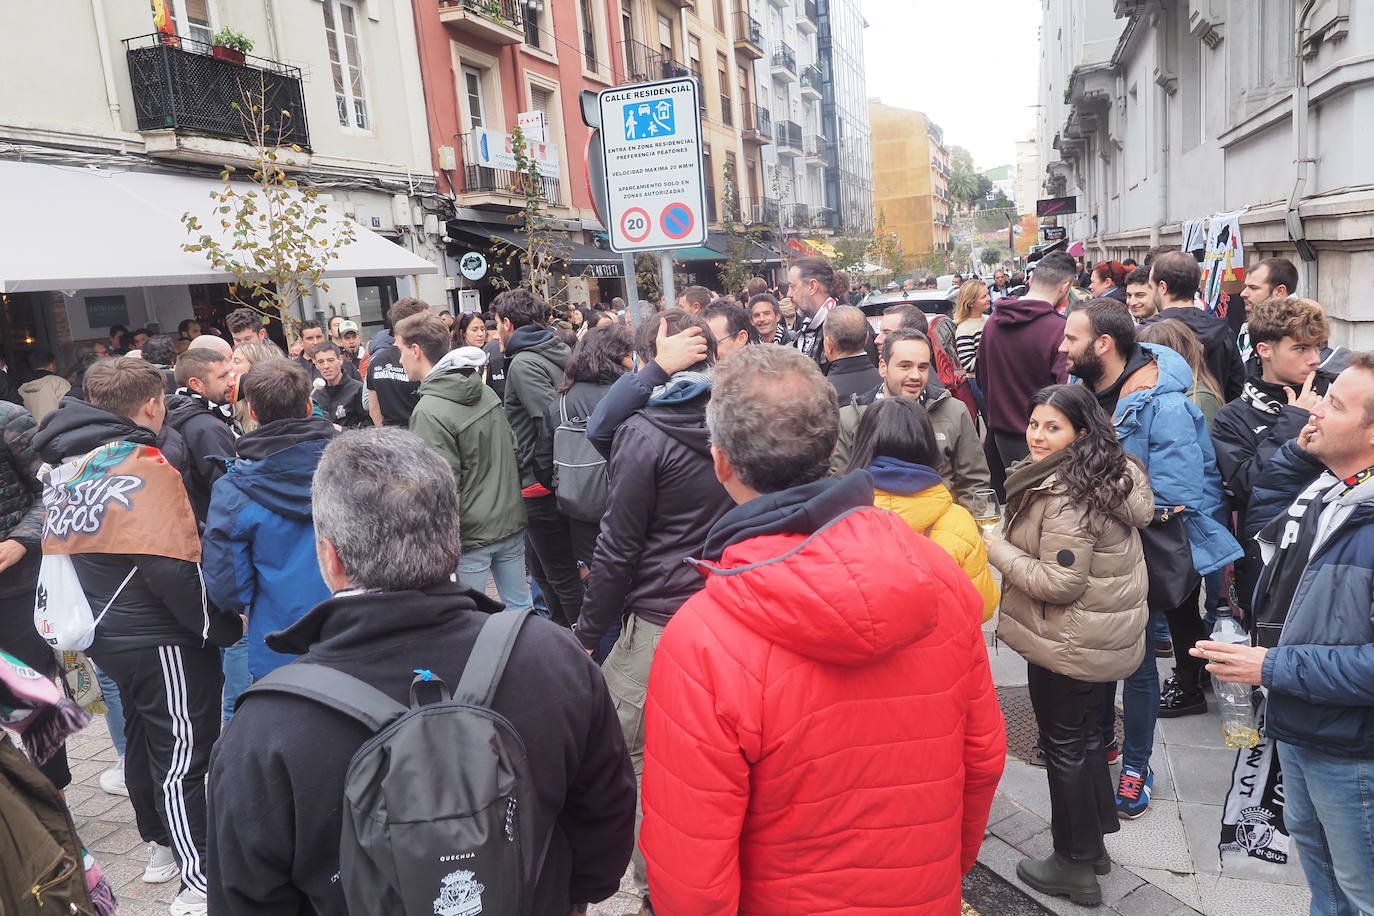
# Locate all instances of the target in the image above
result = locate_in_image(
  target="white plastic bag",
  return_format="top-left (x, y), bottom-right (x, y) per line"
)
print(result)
top-left (34, 554), bottom-right (135, 651)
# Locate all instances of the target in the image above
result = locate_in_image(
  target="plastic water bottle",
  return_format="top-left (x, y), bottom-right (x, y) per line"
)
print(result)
top-left (1212, 613), bottom-right (1260, 748)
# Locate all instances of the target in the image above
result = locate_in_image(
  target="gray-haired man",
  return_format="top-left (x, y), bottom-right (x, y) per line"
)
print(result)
top-left (208, 428), bottom-right (635, 915)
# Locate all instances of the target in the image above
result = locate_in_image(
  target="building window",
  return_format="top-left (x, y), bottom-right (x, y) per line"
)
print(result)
top-left (658, 14), bottom-right (674, 59)
top-left (714, 0), bottom-right (726, 31)
top-left (166, 0), bottom-right (216, 46)
top-left (524, 2), bottom-right (542, 49)
top-left (461, 66), bottom-right (485, 130)
top-left (323, 0), bottom-right (369, 130)
top-left (579, 0), bottom-right (598, 69)
top-left (718, 54), bottom-right (731, 125)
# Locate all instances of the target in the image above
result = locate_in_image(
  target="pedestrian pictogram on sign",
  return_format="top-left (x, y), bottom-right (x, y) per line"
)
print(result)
top-left (624, 100), bottom-right (675, 140)
top-left (659, 203), bottom-right (695, 241)
top-left (621, 207), bottom-right (651, 243)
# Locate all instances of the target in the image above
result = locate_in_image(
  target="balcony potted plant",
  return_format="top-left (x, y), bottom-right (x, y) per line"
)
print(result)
top-left (211, 28), bottom-right (253, 64)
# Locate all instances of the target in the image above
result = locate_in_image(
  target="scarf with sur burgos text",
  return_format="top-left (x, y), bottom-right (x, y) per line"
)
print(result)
top-left (40, 441), bottom-right (200, 563)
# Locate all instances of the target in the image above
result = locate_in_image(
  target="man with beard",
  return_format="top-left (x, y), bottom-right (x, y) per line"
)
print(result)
top-left (1059, 300), bottom-right (1241, 817)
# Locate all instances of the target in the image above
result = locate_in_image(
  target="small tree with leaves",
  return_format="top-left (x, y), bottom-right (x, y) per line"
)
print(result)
top-left (181, 73), bottom-right (355, 343)
top-left (869, 209), bottom-right (904, 273)
top-left (980, 246), bottom-right (1005, 268)
top-left (487, 126), bottom-right (579, 306)
top-left (718, 161), bottom-right (766, 295)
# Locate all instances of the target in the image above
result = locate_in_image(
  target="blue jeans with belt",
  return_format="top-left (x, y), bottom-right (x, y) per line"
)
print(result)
top-left (1277, 741), bottom-right (1374, 916)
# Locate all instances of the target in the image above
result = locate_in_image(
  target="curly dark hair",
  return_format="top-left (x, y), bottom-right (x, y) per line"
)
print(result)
top-left (1028, 384), bottom-right (1135, 525)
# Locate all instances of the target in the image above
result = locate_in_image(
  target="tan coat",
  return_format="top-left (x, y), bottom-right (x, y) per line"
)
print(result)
top-left (988, 462), bottom-right (1154, 682)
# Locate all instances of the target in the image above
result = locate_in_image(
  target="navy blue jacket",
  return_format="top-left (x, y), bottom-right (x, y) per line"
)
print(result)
top-left (1249, 440), bottom-right (1374, 757)
top-left (203, 418), bottom-right (335, 679)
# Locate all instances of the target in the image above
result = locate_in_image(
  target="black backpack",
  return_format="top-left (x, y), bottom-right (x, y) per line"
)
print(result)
top-left (551, 393), bottom-right (610, 522)
top-left (239, 608), bottom-right (548, 916)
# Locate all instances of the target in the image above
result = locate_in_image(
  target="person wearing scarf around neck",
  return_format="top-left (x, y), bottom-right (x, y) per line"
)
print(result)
top-left (983, 384), bottom-right (1153, 906)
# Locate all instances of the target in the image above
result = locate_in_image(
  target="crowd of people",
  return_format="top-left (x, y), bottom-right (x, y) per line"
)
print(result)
top-left (0, 240), bottom-right (1370, 916)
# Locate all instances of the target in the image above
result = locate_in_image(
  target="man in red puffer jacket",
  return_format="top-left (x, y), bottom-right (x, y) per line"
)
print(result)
top-left (640, 345), bottom-right (1006, 916)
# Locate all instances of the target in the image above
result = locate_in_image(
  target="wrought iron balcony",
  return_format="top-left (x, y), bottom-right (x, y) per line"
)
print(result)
top-left (804, 134), bottom-right (831, 164)
top-left (771, 41), bottom-right (796, 76)
top-left (749, 198), bottom-right (781, 226)
top-left (459, 132), bottom-right (559, 205)
top-left (784, 203), bottom-right (810, 228)
top-left (733, 10), bottom-right (764, 59)
top-left (741, 103), bottom-right (772, 143)
top-left (437, 0), bottom-right (524, 44)
top-left (124, 33), bottom-right (309, 150)
top-left (776, 119), bottom-right (803, 156)
top-left (619, 39), bottom-right (658, 84)
top-left (814, 207), bottom-right (837, 230)
top-left (800, 64), bottom-right (823, 99)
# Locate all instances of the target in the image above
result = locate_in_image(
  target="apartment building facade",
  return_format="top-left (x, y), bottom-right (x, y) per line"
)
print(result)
top-left (0, 0), bottom-right (443, 360)
top-left (870, 101), bottom-right (950, 272)
top-left (1039, 0), bottom-right (1374, 344)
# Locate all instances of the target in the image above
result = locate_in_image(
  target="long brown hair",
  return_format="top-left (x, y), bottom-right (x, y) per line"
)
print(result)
top-left (1135, 319), bottom-right (1223, 404)
top-left (792, 256), bottom-right (850, 300)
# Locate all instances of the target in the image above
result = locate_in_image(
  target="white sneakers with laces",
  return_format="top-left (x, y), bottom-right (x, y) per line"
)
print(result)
top-left (142, 842), bottom-right (180, 884)
top-left (98, 758), bottom-right (128, 797)
top-left (169, 887), bottom-right (207, 916)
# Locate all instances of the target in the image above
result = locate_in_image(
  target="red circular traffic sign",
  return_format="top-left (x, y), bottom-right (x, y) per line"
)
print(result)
top-left (659, 203), bottom-right (695, 241)
top-left (620, 207), bottom-right (651, 243)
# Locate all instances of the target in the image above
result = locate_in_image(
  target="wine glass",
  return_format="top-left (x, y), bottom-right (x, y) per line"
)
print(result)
top-left (971, 488), bottom-right (1001, 532)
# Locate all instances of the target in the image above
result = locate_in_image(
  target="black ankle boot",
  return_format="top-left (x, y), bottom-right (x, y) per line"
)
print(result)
top-left (1016, 853), bottom-right (1103, 905)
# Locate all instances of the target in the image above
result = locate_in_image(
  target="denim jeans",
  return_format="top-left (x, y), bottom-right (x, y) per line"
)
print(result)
top-left (96, 665), bottom-right (126, 757)
top-left (221, 640), bottom-right (251, 724)
top-left (1121, 610), bottom-right (1161, 772)
top-left (457, 532), bottom-right (534, 612)
top-left (523, 494), bottom-right (584, 627)
top-left (1277, 742), bottom-right (1374, 916)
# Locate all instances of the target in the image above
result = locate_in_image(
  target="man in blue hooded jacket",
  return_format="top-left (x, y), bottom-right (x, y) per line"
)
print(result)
top-left (203, 359), bottom-right (334, 680)
top-left (1060, 299), bottom-right (1242, 818)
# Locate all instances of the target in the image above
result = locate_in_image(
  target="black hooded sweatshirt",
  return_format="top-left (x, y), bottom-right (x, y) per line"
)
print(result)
top-left (31, 398), bottom-right (241, 653)
top-left (207, 583), bottom-right (636, 916)
top-left (575, 386), bottom-right (734, 650)
top-left (163, 390), bottom-right (236, 525)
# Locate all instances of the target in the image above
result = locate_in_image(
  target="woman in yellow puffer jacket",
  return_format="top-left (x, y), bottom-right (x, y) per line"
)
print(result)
top-left (843, 397), bottom-right (999, 620)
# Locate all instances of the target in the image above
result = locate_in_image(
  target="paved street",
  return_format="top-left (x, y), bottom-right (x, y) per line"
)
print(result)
top-left (59, 617), bottom-right (1310, 916)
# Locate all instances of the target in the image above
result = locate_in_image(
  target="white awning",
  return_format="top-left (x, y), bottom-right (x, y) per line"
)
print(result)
top-left (0, 160), bottom-right (437, 294)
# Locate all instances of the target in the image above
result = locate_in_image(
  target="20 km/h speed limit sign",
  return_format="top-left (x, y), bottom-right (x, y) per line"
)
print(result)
top-left (597, 77), bottom-right (707, 253)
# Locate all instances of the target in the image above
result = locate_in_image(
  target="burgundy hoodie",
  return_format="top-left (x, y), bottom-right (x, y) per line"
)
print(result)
top-left (976, 297), bottom-right (1068, 437)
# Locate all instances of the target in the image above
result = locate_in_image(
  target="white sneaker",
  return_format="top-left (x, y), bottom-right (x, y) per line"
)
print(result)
top-left (169, 888), bottom-right (207, 916)
top-left (98, 760), bottom-right (128, 797)
top-left (142, 843), bottom-right (179, 884)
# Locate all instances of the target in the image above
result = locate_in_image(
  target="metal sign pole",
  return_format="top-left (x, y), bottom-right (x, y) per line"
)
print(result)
top-left (659, 251), bottom-right (676, 315)
top-left (622, 250), bottom-right (644, 325)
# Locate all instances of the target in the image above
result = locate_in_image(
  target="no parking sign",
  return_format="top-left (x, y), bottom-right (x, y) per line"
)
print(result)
top-left (597, 77), bottom-right (707, 252)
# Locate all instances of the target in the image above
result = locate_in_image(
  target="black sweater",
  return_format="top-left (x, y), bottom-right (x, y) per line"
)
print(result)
top-left (208, 583), bottom-right (636, 916)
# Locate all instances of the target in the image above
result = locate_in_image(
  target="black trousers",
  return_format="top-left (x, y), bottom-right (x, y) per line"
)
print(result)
top-left (994, 430), bottom-right (1030, 470)
top-left (1163, 582), bottom-right (1207, 690)
top-left (523, 493), bottom-right (584, 628)
top-left (1027, 662), bottom-right (1119, 861)
top-left (93, 643), bottom-right (222, 895)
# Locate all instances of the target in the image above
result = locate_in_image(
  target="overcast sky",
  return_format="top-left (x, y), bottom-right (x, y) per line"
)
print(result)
top-left (863, 0), bottom-right (1042, 170)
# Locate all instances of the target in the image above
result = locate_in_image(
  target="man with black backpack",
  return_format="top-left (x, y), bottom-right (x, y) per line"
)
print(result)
top-left (207, 428), bottom-right (635, 916)
top-left (396, 313), bottom-right (531, 612)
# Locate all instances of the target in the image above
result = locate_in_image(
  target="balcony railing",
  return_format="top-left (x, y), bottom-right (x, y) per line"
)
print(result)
top-left (776, 119), bottom-right (803, 154)
top-left (800, 64), bottom-right (822, 96)
top-left (771, 41), bottom-right (796, 75)
top-left (459, 132), bottom-right (559, 204)
top-left (691, 66), bottom-right (706, 113)
top-left (619, 38), bottom-right (659, 83)
top-left (784, 203), bottom-right (810, 228)
top-left (798, 0), bottom-right (818, 29)
top-left (720, 94), bottom-right (733, 125)
top-left (124, 33), bottom-right (310, 149)
top-left (436, 0), bottom-right (524, 44)
top-left (733, 10), bottom-right (764, 58)
top-left (814, 208), bottom-right (837, 230)
top-left (749, 198), bottom-right (781, 226)
top-left (740, 103), bottom-right (772, 142)
top-left (804, 134), bottom-right (830, 162)
top-left (705, 185), bottom-right (717, 222)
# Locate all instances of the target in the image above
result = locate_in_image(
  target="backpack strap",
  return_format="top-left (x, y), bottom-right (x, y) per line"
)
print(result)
top-left (558, 392), bottom-right (570, 426)
top-left (236, 662), bottom-right (409, 732)
top-left (455, 608), bottom-right (533, 707)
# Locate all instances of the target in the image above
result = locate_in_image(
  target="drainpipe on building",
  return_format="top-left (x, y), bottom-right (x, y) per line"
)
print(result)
top-left (89, 0), bottom-right (122, 130)
top-left (1287, 0), bottom-right (1320, 297)
top-left (263, 0), bottom-right (283, 61)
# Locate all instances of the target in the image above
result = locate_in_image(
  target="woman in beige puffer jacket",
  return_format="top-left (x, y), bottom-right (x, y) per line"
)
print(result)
top-left (983, 384), bottom-right (1153, 906)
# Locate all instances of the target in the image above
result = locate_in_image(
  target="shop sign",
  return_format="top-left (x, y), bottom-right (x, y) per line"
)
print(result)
top-left (471, 128), bottom-right (561, 179)
top-left (583, 263), bottom-right (624, 278)
top-left (459, 252), bottom-right (488, 281)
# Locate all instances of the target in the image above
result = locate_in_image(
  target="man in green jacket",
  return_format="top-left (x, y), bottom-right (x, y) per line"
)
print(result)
top-left (830, 328), bottom-right (991, 511)
top-left (395, 314), bottom-right (530, 611)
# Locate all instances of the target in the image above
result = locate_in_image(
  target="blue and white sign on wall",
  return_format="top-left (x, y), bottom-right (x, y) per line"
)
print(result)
top-left (597, 77), bottom-right (706, 252)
